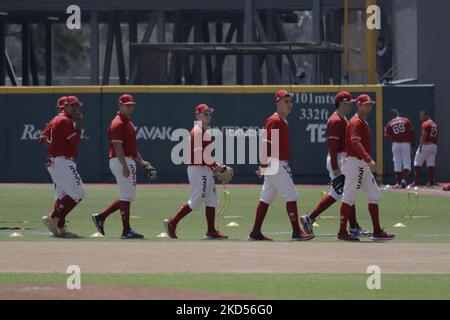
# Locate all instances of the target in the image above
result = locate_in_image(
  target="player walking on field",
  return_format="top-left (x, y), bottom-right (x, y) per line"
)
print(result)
top-left (163, 103), bottom-right (229, 240)
top-left (301, 91), bottom-right (370, 237)
top-left (337, 94), bottom-right (395, 242)
top-left (249, 89), bottom-right (314, 241)
top-left (384, 109), bottom-right (415, 188)
top-left (409, 111), bottom-right (439, 188)
top-left (39, 96), bottom-right (67, 150)
top-left (92, 94), bottom-right (156, 239)
top-left (41, 95), bottom-right (85, 238)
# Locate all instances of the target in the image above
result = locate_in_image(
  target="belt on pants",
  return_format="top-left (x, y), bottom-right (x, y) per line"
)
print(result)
top-left (52, 156), bottom-right (74, 161)
top-left (349, 156), bottom-right (363, 161)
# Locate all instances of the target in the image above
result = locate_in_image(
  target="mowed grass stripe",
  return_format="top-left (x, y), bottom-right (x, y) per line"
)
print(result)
top-left (0, 273), bottom-right (449, 299)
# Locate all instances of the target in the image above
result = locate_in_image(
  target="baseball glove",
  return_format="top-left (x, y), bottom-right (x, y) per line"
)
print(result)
top-left (331, 173), bottom-right (345, 195)
top-left (142, 161), bottom-right (157, 182)
top-left (215, 165), bottom-right (234, 184)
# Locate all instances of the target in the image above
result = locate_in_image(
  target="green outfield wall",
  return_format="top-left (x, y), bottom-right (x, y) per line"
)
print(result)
top-left (0, 85), bottom-right (433, 184)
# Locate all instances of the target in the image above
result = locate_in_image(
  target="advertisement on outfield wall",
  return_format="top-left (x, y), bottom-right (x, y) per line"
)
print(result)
top-left (0, 86), bottom-right (433, 184)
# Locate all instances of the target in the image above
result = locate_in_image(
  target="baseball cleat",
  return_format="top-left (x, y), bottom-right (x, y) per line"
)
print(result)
top-left (371, 230), bottom-right (396, 241)
top-left (91, 213), bottom-right (105, 236)
top-left (336, 233), bottom-right (360, 242)
top-left (300, 215), bottom-right (314, 234)
top-left (349, 224), bottom-right (372, 237)
top-left (42, 214), bottom-right (60, 236)
top-left (392, 184), bottom-right (401, 189)
top-left (292, 231), bottom-right (314, 241)
top-left (204, 230), bottom-right (229, 240)
top-left (248, 232), bottom-right (273, 241)
top-left (56, 225), bottom-right (78, 238)
top-left (163, 218), bottom-right (178, 239)
top-left (121, 229), bottom-right (144, 239)
top-left (401, 180), bottom-right (407, 189)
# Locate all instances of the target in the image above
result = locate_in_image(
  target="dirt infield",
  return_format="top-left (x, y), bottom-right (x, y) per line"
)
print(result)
top-left (1, 241), bottom-right (449, 299)
top-left (1, 242), bottom-right (450, 274)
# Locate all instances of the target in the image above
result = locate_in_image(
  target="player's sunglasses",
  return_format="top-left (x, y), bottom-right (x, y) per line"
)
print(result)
top-left (200, 112), bottom-right (211, 116)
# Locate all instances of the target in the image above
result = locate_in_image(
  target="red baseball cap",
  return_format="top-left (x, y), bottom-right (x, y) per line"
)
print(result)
top-left (195, 103), bottom-right (214, 114)
top-left (119, 94), bottom-right (136, 105)
top-left (275, 89), bottom-right (293, 103)
top-left (66, 95), bottom-right (83, 106)
top-left (356, 94), bottom-right (376, 105)
top-left (334, 91), bottom-right (355, 108)
top-left (57, 96), bottom-right (67, 108)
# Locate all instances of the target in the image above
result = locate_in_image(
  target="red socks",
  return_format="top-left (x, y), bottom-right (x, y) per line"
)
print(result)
top-left (51, 195), bottom-right (78, 228)
top-left (348, 205), bottom-right (357, 229)
top-left (252, 201), bottom-right (269, 234)
top-left (412, 166), bottom-right (435, 186)
top-left (310, 194), bottom-right (336, 220)
top-left (53, 199), bottom-right (61, 212)
top-left (119, 201), bottom-right (131, 232)
top-left (339, 202), bottom-right (352, 234)
top-left (99, 198), bottom-right (121, 220)
top-left (413, 166), bottom-right (421, 185)
top-left (402, 169), bottom-right (409, 181)
top-left (172, 203), bottom-right (193, 225)
top-left (395, 172), bottom-right (402, 185)
top-left (286, 201), bottom-right (301, 235)
top-left (368, 203), bottom-right (382, 234)
top-left (205, 206), bottom-right (216, 233)
top-left (428, 167), bottom-right (435, 185)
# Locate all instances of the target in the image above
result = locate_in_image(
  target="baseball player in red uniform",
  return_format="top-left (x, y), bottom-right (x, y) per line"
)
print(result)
top-left (409, 111), bottom-right (439, 188)
top-left (40, 96), bottom-right (68, 235)
top-left (39, 96), bottom-right (67, 149)
top-left (41, 95), bottom-right (85, 238)
top-left (384, 109), bottom-right (415, 188)
top-left (301, 91), bottom-right (370, 237)
top-left (337, 94), bottom-right (395, 241)
top-left (92, 94), bottom-right (154, 239)
top-left (248, 89), bottom-right (314, 241)
top-left (163, 103), bottom-right (229, 240)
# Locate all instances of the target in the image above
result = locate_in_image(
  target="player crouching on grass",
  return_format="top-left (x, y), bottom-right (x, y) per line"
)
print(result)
top-left (41, 95), bottom-right (85, 238)
top-left (249, 89), bottom-right (314, 241)
top-left (163, 104), bottom-right (229, 240)
top-left (301, 91), bottom-right (371, 237)
top-left (92, 94), bottom-right (157, 239)
top-left (337, 94), bottom-right (395, 242)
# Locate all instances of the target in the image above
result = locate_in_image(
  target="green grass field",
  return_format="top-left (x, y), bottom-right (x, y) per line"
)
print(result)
top-left (1, 185), bottom-right (449, 299)
top-left (1, 273), bottom-right (450, 299)
top-left (1, 185), bottom-right (449, 242)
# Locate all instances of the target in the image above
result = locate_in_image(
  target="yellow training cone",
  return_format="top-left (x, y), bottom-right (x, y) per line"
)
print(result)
top-left (226, 222), bottom-right (239, 227)
top-left (157, 232), bottom-right (169, 238)
top-left (9, 232), bottom-right (23, 238)
top-left (90, 232), bottom-right (104, 238)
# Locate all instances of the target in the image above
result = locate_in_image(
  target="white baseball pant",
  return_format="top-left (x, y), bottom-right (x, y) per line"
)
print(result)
top-left (341, 157), bottom-right (381, 206)
top-left (187, 166), bottom-right (218, 210)
top-left (47, 157), bottom-right (85, 203)
top-left (392, 142), bottom-right (411, 172)
top-left (260, 160), bottom-right (298, 204)
top-left (326, 152), bottom-right (347, 200)
top-left (414, 144), bottom-right (437, 167)
top-left (110, 157), bottom-right (137, 202)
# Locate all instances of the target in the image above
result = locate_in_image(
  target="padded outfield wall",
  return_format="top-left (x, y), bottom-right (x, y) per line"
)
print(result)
top-left (0, 85), bottom-right (434, 184)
